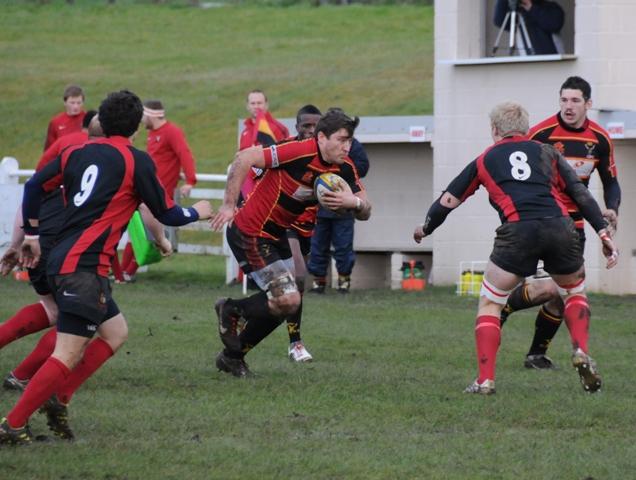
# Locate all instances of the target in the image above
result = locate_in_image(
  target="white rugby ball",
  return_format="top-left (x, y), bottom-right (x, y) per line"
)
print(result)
top-left (314, 173), bottom-right (350, 213)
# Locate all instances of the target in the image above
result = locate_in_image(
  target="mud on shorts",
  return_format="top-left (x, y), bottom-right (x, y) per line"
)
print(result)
top-left (48, 272), bottom-right (120, 338)
top-left (226, 223), bottom-right (296, 295)
top-left (490, 217), bottom-right (584, 278)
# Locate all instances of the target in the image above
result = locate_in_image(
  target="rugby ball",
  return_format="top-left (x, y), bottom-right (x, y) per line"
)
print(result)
top-left (314, 173), bottom-right (350, 212)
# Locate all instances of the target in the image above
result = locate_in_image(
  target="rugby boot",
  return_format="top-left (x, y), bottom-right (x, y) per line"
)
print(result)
top-left (572, 348), bottom-right (602, 393)
top-left (524, 354), bottom-right (558, 370)
top-left (337, 275), bottom-right (351, 294)
top-left (214, 298), bottom-right (242, 351)
top-left (40, 396), bottom-right (74, 440)
top-left (0, 418), bottom-right (33, 446)
top-left (215, 351), bottom-right (252, 378)
top-left (308, 279), bottom-right (326, 294)
top-left (288, 341), bottom-right (313, 362)
top-left (464, 379), bottom-right (496, 395)
top-left (2, 372), bottom-right (28, 391)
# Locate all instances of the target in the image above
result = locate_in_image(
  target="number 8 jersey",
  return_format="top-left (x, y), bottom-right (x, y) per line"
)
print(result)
top-left (443, 135), bottom-right (606, 231)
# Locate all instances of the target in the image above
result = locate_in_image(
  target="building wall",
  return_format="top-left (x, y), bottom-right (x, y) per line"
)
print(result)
top-left (354, 142), bottom-right (433, 252)
top-left (433, 0), bottom-right (636, 293)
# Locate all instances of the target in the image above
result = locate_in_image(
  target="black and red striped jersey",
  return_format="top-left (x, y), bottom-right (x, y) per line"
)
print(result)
top-left (23, 136), bottom-right (199, 277)
top-left (445, 136), bottom-right (606, 231)
top-left (234, 137), bottom-right (363, 240)
top-left (529, 113), bottom-right (620, 227)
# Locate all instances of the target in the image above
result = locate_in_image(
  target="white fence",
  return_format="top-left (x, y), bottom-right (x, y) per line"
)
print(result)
top-left (0, 156), bottom-right (235, 281)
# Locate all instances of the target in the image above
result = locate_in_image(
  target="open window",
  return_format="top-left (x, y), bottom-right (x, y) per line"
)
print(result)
top-left (451, 0), bottom-right (575, 65)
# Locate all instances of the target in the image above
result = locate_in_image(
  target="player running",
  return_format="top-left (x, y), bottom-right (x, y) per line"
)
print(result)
top-left (210, 109), bottom-right (371, 377)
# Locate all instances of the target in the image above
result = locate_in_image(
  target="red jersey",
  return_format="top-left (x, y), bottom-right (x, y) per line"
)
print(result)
top-left (44, 111), bottom-right (86, 151)
top-left (146, 121), bottom-right (197, 198)
top-left (38, 131), bottom-right (88, 171)
top-left (234, 138), bottom-right (363, 240)
top-left (529, 113), bottom-right (620, 228)
top-left (38, 130), bottom-right (89, 193)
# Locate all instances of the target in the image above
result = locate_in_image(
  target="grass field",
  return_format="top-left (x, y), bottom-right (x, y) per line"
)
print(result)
top-left (0, 1), bottom-right (433, 173)
top-left (1, 255), bottom-right (636, 479)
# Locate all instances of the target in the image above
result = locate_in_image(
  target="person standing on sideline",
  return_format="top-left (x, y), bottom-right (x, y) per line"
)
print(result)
top-left (0, 90), bottom-right (212, 445)
top-left (238, 89), bottom-right (290, 198)
top-left (119, 99), bottom-right (198, 280)
top-left (414, 101), bottom-right (617, 395)
top-left (44, 84), bottom-right (86, 151)
top-left (211, 109), bottom-right (371, 377)
top-left (307, 108), bottom-right (369, 294)
top-left (499, 76), bottom-right (621, 370)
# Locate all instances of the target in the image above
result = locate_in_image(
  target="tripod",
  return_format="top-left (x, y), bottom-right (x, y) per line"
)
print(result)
top-left (492, 2), bottom-right (534, 56)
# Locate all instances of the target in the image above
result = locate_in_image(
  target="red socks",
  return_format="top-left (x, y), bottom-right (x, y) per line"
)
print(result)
top-left (475, 315), bottom-right (501, 383)
top-left (563, 294), bottom-right (590, 353)
top-left (12, 329), bottom-right (57, 381)
top-left (121, 243), bottom-right (139, 276)
top-left (0, 303), bottom-right (50, 348)
top-left (7, 357), bottom-right (70, 428)
top-left (57, 338), bottom-right (114, 405)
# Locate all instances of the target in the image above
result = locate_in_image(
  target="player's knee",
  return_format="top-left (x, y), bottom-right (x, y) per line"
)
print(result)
top-left (273, 292), bottom-right (301, 316)
top-left (98, 315), bottom-right (129, 352)
top-left (530, 281), bottom-right (559, 304)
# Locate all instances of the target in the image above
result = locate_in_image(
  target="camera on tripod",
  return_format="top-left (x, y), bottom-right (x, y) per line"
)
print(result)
top-left (493, 0), bottom-right (534, 55)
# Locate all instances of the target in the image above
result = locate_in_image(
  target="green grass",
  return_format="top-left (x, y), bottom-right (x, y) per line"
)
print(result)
top-left (1, 255), bottom-right (636, 479)
top-left (0, 2), bottom-right (433, 173)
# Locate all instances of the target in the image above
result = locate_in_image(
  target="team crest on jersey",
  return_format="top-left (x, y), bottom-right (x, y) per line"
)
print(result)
top-left (553, 141), bottom-right (565, 154)
top-left (155, 136), bottom-right (161, 143)
top-left (301, 171), bottom-right (314, 185)
top-left (585, 142), bottom-right (596, 158)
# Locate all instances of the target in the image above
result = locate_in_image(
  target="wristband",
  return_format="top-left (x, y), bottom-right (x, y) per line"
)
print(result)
top-left (355, 197), bottom-right (362, 211)
top-left (24, 235), bottom-right (40, 240)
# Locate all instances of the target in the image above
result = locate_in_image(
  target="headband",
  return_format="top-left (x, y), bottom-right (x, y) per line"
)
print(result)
top-left (143, 107), bottom-right (165, 118)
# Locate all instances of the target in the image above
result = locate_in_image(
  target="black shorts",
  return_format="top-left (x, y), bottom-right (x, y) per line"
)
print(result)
top-left (48, 272), bottom-right (120, 338)
top-left (286, 229), bottom-right (311, 257)
top-left (226, 222), bottom-right (292, 274)
top-left (490, 217), bottom-right (583, 278)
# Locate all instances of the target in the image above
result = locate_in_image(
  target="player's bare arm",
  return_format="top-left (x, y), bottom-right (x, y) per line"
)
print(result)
top-left (210, 146), bottom-right (265, 231)
top-left (1, 206), bottom-right (26, 275)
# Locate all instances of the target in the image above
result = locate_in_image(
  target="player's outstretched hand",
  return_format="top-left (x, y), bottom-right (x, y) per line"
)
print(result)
top-left (155, 237), bottom-right (173, 257)
top-left (19, 238), bottom-right (41, 270)
top-left (0, 247), bottom-right (19, 276)
top-left (192, 200), bottom-right (213, 221)
top-left (210, 204), bottom-right (235, 232)
top-left (599, 229), bottom-right (618, 269)
top-left (602, 209), bottom-right (618, 237)
top-left (413, 224), bottom-right (427, 244)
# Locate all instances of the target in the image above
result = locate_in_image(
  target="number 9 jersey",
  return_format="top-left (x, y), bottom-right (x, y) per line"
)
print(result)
top-left (22, 136), bottom-right (198, 278)
top-left (444, 135), bottom-right (606, 232)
